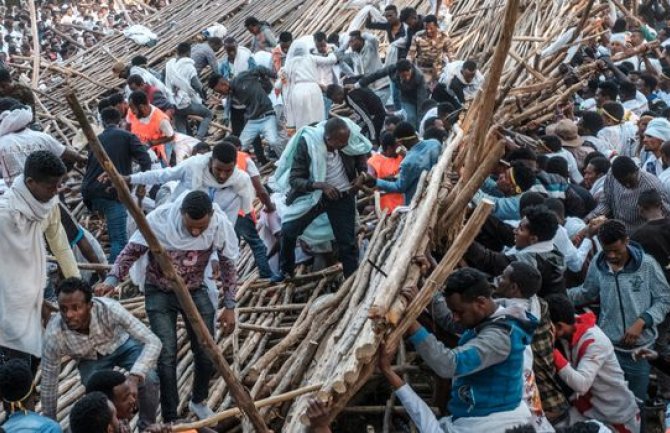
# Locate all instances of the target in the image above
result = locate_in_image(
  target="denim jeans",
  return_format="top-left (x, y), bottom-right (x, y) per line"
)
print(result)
top-left (279, 193), bottom-right (358, 277)
top-left (239, 115), bottom-right (282, 157)
top-left (91, 198), bottom-right (128, 262)
top-left (390, 82), bottom-right (401, 110)
top-left (145, 285), bottom-right (215, 421)
top-left (78, 338), bottom-right (159, 430)
top-left (401, 100), bottom-right (418, 129)
top-left (235, 213), bottom-right (272, 278)
top-left (616, 350), bottom-right (651, 402)
top-left (175, 102), bottom-right (213, 140)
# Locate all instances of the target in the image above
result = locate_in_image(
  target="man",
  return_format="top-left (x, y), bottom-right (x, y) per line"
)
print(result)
top-left (96, 191), bottom-right (239, 421)
top-left (405, 267), bottom-right (536, 432)
top-left (434, 60), bottom-right (483, 108)
top-left (569, 219), bottom-right (670, 401)
top-left (372, 121), bottom-right (440, 204)
top-left (120, 141), bottom-right (254, 226)
top-left (619, 79), bottom-right (648, 118)
top-left (271, 31), bottom-right (292, 73)
top-left (541, 135), bottom-right (583, 184)
top-left (632, 190), bottom-right (670, 282)
top-left (208, 70), bottom-right (281, 157)
top-left (659, 140), bottom-right (670, 196)
top-left (407, 14), bottom-right (453, 85)
top-left (218, 37), bottom-right (256, 82)
top-left (326, 84), bottom-right (385, 143)
top-left (473, 161), bottom-right (537, 221)
top-left (494, 262), bottom-right (569, 426)
top-left (0, 151), bottom-right (79, 370)
top-left (596, 102), bottom-right (636, 157)
top-left (365, 4), bottom-right (408, 59)
top-left (191, 36), bottom-right (223, 75)
top-left (586, 155), bottom-right (670, 232)
top-left (0, 68), bottom-right (35, 114)
top-left (313, 32), bottom-right (341, 90)
top-left (357, 59), bottom-right (427, 129)
top-left (367, 131), bottom-right (404, 214)
top-left (112, 61), bottom-right (173, 106)
top-left (553, 118), bottom-right (594, 170)
top-left (641, 117), bottom-right (670, 176)
top-left (582, 156), bottom-right (610, 203)
top-left (69, 391), bottom-right (121, 433)
top-left (82, 107), bottom-right (152, 262)
top-left (165, 42), bottom-right (213, 141)
top-left (245, 16), bottom-right (277, 53)
top-left (577, 111), bottom-right (609, 153)
top-left (465, 205), bottom-right (566, 297)
top-left (0, 359), bottom-right (61, 433)
top-left (41, 278), bottom-right (161, 428)
top-left (275, 117), bottom-right (372, 280)
top-left (547, 294), bottom-right (640, 432)
top-left (594, 80), bottom-right (618, 111)
top-left (127, 90), bottom-right (175, 165)
top-left (347, 31), bottom-right (389, 100)
top-left (127, 74), bottom-right (175, 116)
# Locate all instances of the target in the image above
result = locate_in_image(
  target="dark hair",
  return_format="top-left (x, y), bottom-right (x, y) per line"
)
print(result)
top-left (69, 391), bottom-right (114, 433)
top-left (180, 191), bottom-right (213, 220)
top-left (327, 32), bottom-right (340, 46)
top-left (423, 14), bottom-right (438, 25)
top-left (56, 277), bottom-right (93, 302)
top-left (638, 189), bottom-right (662, 209)
top-left (611, 155), bottom-right (638, 182)
top-left (555, 421), bottom-right (606, 433)
top-left (128, 90), bottom-right (148, 107)
top-left (424, 127), bottom-right (447, 142)
top-left (325, 84), bottom-right (344, 100)
top-left (524, 205), bottom-right (559, 241)
top-left (24, 150), bottom-right (66, 182)
top-left (546, 156), bottom-right (569, 179)
top-left (85, 370), bottom-right (126, 400)
top-left (612, 17), bottom-right (627, 32)
top-left (222, 135), bottom-right (242, 148)
top-left (602, 102), bottom-right (624, 122)
top-left (100, 107), bottom-right (121, 126)
top-left (279, 31), bottom-right (293, 43)
top-left (0, 359), bottom-right (34, 407)
top-left (97, 98), bottom-right (111, 114)
top-left (597, 81), bottom-right (619, 101)
top-left (0, 96), bottom-right (22, 113)
top-left (212, 141), bottom-right (237, 164)
top-left (176, 42), bottom-right (191, 56)
top-left (541, 135), bottom-right (563, 152)
top-left (587, 156), bottom-right (610, 175)
top-left (208, 36), bottom-right (223, 47)
top-left (314, 31), bottom-right (327, 43)
top-left (508, 262), bottom-right (542, 298)
top-left (444, 267), bottom-right (492, 301)
top-left (507, 147), bottom-right (537, 163)
top-left (580, 111), bottom-right (604, 134)
top-left (127, 74), bottom-right (145, 87)
top-left (223, 36), bottom-right (237, 45)
top-left (437, 102), bottom-right (457, 118)
top-left (598, 219), bottom-right (628, 245)
top-left (394, 121), bottom-right (417, 140)
top-left (619, 80), bottom-right (637, 98)
top-left (107, 93), bottom-right (126, 107)
top-left (462, 60), bottom-right (477, 71)
top-left (399, 7), bottom-right (417, 22)
top-left (192, 142), bottom-right (211, 154)
top-left (324, 116), bottom-right (349, 138)
top-left (510, 161), bottom-right (536, 192)
top-left (244, 16), bottom-right (260, 28)
top-left (379, 131), bottom-right (396, 151)
top-left (0, 68), bottom-right (10, 83)
top-left (348, 30), bottom-right (363, 40)
top-left (505, 425), bottom-right (537, 433)
top-left (384, 4), bottom-right (398, 12)
top-left (544, 197), bottom-right (566, 220)
top-left (546, 294), bottom-right (576, 325)
top-left (640, 73), bottom-right (658, 91)
top-left (130, 55), bottom-right (148, 66)
top-left (519, 191), bottom-right (545, 214)
top-left (384, 115), bottom-right (402, 126)
top-left (422, 116), bottom-right (440, 132)
top-left (208, 73), bottom-right (227, 90)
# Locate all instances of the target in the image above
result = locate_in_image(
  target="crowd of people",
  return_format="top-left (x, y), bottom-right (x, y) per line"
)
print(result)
top-left (2, 0), bottom-right (670, 432)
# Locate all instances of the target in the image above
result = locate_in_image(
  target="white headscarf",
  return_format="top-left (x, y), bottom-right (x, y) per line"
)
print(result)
top-left (0, 106), bottom-right (32, 137)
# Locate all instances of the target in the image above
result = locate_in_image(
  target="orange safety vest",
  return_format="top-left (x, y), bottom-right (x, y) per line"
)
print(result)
top-left (127, 106), bottom-right (170, 162)
top-left (368, 153), bottom-right (404, 214)
top-left (236, 150), bottom-right (257, 221)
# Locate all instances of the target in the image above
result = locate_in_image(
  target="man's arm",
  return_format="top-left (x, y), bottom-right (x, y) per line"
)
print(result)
top-left (376, 160), bottom-right (415, 193)
top-left (129, 163), bottom-right (186, 186)
top-left (217, 253), bottom-right (238, 309)
top-left (129, 133), bottom-right (152, 171)
top-left (554, 338), bottom-right (608, 394)
top-left (357, 64), bottom-right (395, 88)
top-left (44, 206), bottom-right (80, 279)
top-left (251, 175), bottom-right (275, 211)
top-left (109, 300), bottom-right (162, 378)
top-left (364, 15), bottom-right (388, 30)
top-left (104, 242), bottom-right (149, 286)
top-left (206, 49), bottom-right (219, 74)
top-left (641, 259), bottom-right (670, 327)
top-left (408, 325), bottom-right (512, 378)
top-left (463, 240), bottom-right (513, 276)
top-left (567, 260), bottom-right (601, 306)
top-left (40, 320), bottom-right (63, 419)
top-left (585, 175), bottom-right (612, 221)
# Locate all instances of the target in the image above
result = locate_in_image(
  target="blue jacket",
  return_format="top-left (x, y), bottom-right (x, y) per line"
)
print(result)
top-left (376, 138), bottom-right (441, 203)
top-left (569, 241), bottom-right (670, 349)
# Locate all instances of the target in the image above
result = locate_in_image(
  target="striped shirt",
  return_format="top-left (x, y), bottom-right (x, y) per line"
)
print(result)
top-left (586, 170), bottom-right (670, 232)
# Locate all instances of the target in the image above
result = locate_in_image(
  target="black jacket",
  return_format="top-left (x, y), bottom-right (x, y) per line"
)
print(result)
top-left (358, 64), bottom-right (427, 109)
top-left (229, 67), bottom-right (276, 120)
top-left (286, 138), bottom-right (367, 205)
top-left (82, 126), bottom-right (152, 204)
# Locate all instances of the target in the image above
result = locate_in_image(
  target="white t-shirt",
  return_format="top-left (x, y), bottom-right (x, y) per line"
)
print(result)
top-left (325, 150), bottom-right (351, 192)
top-left (0, 130), bottom-right (65, 186)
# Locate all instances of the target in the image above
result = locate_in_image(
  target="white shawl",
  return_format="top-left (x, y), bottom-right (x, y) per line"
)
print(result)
top-left (0, 175), bottom-right (59, 356)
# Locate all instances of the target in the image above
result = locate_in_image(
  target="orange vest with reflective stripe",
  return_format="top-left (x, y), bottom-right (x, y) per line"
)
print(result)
top-left (127, 106), bottom-right (170, 162)
top-left (236, 150), bottom-right (256, 221)
top-left (368, 153), bottom-right (404, 213)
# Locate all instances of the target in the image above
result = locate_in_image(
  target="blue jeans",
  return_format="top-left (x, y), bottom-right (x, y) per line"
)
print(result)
top-left (145, 285), bottom-right (215, 421)
top-left (91, 198), bottom-right (127, 262)
top-left (235, 213), bottom-right (272, 278)
top-left (616, 350), bottom-right (651, 402)
top-left (401, 100), bottom-right (418, 129)
top-left (390, 82), bottom-right (401, 110)
top-left (78, 338), bottom-right (159, 429)
top-left (240, 115), bottom-right (281, 157)
top-left (175, 101), bottom-right (212, 140)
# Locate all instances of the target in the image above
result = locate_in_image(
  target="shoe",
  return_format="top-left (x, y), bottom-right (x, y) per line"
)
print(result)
top-left (189, 400), bottom-right (214, 420)
top-left (270, 272), bottom-right (290, 283)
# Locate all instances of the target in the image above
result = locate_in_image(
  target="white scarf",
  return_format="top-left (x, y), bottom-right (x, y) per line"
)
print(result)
top-left (0, 175), bottom-right (59, 356)
top-left (0, 106), bottom-right (32, 137)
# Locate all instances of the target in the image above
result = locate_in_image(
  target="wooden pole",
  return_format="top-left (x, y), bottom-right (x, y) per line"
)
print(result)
top-left (64, 87), bottom-right (271, 433)
top-left (27, 0), bottom-right (40, 87)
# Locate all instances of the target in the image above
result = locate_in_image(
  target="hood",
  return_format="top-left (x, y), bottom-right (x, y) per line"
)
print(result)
top-left (488, 303), bottom-right (539, 337)
top-left (0, 106), bottom-right (33, 137)
top-left (595, 240), bottom-right (644, 274)
top-left (571, 312), bottom-right (597, 346)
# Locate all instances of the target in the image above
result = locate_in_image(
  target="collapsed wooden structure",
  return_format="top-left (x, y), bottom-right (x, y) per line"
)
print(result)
top-left (22, 0), bottom-right (638, 430)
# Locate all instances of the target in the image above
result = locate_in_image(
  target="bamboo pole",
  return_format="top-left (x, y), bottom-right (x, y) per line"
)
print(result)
top-left (64, 87), bottom-right (271, 433)
top-left (27, 0), bottom-right (40, 87)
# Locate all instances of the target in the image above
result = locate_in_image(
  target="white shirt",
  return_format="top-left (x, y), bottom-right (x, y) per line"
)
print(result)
top-left (0, 130), bottom-right (65, 187)
top-left (641, 153), bottom-right (664, 177)
top-left (325, 150), bottom-right (351, 192)
top-left (659, 167), bottom-right (670, 197)
top-left (546, 149), bottom-right (583, 184)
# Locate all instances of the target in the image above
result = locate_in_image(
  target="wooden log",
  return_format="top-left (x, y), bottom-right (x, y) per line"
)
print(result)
top-left (237, 323), bottom-right (293, 334)
top-left (27, 0), bottom-right (40, 87)
top-left (64, 87), bottom-right (271, 433)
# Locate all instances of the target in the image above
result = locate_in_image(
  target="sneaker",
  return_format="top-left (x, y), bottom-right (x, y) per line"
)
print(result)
top-left (189, 400), bottom-right (214, 420)
top-left (270, 272), bottom-right (290, 283)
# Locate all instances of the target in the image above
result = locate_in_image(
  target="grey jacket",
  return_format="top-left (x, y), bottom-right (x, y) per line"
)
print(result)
top-left (568, 241), bottom-right (670, 350)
